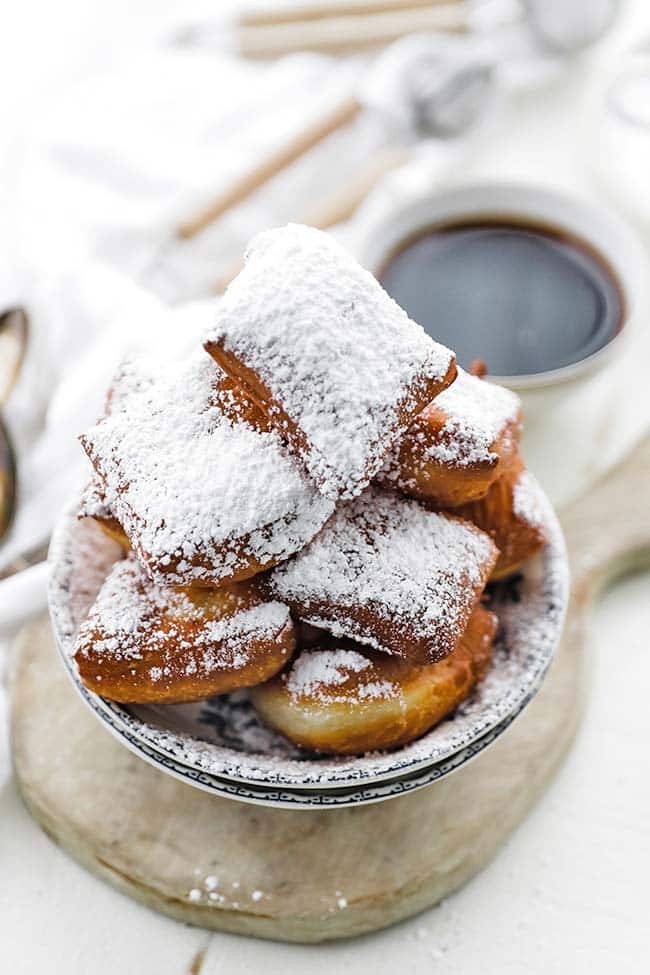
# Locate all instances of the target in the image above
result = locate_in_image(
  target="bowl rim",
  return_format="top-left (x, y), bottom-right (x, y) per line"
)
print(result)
top-left (48, 479), bottom-right (569, 795)
top-left (47, 662), bottom-right (528, 808)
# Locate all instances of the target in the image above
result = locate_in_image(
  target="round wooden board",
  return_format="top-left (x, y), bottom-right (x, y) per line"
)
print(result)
top-left (8, 436), bottom-right (650, 943)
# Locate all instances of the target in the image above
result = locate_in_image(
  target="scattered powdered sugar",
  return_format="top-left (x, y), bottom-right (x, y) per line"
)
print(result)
top-left (205, 224), bottom-right (454, 500)
top-left (381, 368), bottom-right (521, 480)
top-left (75, 554), bottom-right (291, 675)
top-left (80, 350), bottom-right (333, 587)
top-left (78, 479), bottom-right (112, 521)
top-left (269, 486), bottom-right (497, 657)
top-left (513, 468), bottom-right (546, 527)
top-left (286, 649), bottom-right (370, 698)
top-left (185, 871), bottom-right (248, 908)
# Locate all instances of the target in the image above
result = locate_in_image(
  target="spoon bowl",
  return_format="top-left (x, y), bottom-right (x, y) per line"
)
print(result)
top-left (0, 307), bottom-right (28, 405)
top-left (0, 415), bottom-right (16, 541)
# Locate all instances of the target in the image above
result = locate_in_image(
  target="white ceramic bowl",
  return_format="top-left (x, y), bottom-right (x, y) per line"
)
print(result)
top-left (48, 480), bottom-right (568, 809)
top-left (354, 180), bottom-right (649, 507)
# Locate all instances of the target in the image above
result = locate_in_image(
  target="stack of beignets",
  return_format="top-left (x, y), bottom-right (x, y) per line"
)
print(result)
top-left (74, 224), bottom-right (546, 755)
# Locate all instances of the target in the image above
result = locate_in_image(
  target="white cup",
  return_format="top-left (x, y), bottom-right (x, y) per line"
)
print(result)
top-left (354, 180), bottom-right (649, 507)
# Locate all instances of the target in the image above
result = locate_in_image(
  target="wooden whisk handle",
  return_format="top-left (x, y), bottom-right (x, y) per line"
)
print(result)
top-left (177, 94), bottom-right (362, 240)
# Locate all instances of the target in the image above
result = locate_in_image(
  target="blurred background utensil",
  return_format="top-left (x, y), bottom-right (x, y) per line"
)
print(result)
top-left (235, 2), bottom-right (469, 58)
top-left (175, 0), bottom-right (468, 55)
top-left (177, 94), bottom-right (364, 239)
top-left (177, 0), bottom-right (619, 245)
top-left (177, 35), bottom-right (495, 242)
top-left (0, 416), bottom-right (16, 542)
top-left (0, 307), bottom-right (28, 404)
top-left (235, 0), bottom-right (620, 54)
top-left (239, 0), bottom-right (464, 27)
top-left (0, 308), bottom-right (28, 543)
top-left (214, 144), bottom-right (410, 291)
top-left (181, 0), bottom-right (620, 60)
top-left (523, 0), bottom-right (620, 53)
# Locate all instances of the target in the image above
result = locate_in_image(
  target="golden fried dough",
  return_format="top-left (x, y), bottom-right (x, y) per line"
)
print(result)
top-left (266, 486), bottom-right (498, 664)
top-left (379, 368), bottom-right (522, 507)
top-left (457, 458), bottom-right (547, 579)
top-left (204, 224), bottom-right (456, 501)
top-left (251, 605), bottom-right (497, 755)
top-left (79, 353), bottom-right (334, 589)
top-left (74, 555), bottom-right (295, 703)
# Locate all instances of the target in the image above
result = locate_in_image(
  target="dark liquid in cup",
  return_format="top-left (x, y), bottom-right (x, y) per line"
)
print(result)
top-left (378, 220), bottom-right (624, 376)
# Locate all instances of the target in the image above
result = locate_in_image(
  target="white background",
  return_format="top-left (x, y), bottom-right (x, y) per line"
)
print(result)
top-left (1, 2), bottom-right (649, 972)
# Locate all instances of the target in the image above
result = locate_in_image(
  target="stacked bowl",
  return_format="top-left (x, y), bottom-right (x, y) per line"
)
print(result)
top-left (49, 485), bottom-right (568, 809)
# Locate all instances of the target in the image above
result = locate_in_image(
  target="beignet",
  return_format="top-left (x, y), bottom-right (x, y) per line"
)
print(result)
top-left (378, 368), bottom-right (522, 507)
top-left (80, 353), bottom-right (334, 588)
top-left (74, 555), bottom-right (295, 703)
top-left (457, 458), bottom-right (547, 579)
top-left (266, 486), bottom-right (498, 664)
top-left (251, 604), bottom-right (496, 754)
top-left (204, 224), bottom-right (456, 501)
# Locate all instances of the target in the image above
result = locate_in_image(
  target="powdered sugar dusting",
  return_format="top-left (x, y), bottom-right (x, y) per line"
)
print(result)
top-left (75, 554), bottom-right (291, 675)
top-left (49, 423), bottom-right (566, 793)
top-left (381, 369), bottom-right (521, 485)
top-left (513, 468), bottom-right (546, 527)
top-left (286, 649), bottom-right (370, 698)
top-left (426, 370), bottom-right (520, 466)
top-left (283, 648), bottom-right (397, 704)
top-left (356, 680), bottom-right (395, 700)
top-left (78, 479), bottom-right (112, 521)
top-left (80, 351), bottom-right (333, 587)
top-left (268, 486), bottom-right (497, 658)
top-left (205, 224), bottom-right (454, 500)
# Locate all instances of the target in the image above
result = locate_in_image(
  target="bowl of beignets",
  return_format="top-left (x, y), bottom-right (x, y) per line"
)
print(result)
top-left (48, 225), bottom-right (568, 808)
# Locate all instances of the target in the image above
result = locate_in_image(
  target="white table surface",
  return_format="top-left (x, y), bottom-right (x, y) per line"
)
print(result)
top-left (2, 578), bottom-right (648, 974)
top-left (1, 2), bottom-right (649, 972)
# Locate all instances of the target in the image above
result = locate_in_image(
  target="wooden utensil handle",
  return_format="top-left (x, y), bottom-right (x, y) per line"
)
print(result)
top-left (236, 5), bottom-right (468, 59)
top-left (177, 95), bottom-right (361, 240)
top-left (240, 0), bottom-right (462, 28)
top-left (302, 144), bottom-right (409, 226)
top-left (213, 145), bottom-right (409, 292)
